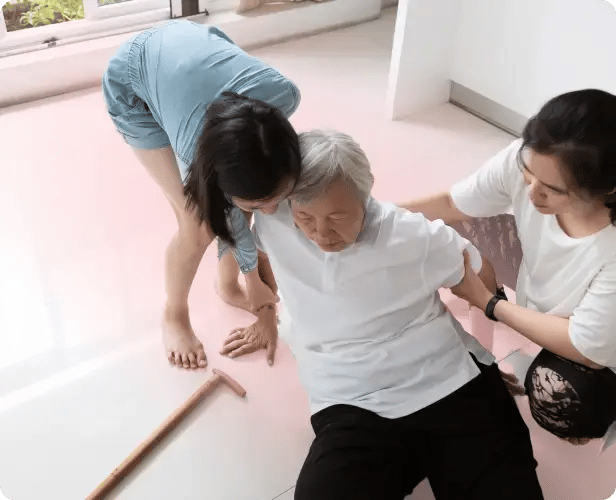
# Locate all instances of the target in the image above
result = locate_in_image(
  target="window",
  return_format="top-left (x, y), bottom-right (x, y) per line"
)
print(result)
top-left (0, 0), bottom-right (236, 56)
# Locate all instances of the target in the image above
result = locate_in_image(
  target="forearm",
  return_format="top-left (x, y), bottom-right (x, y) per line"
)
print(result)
top-left (477, 256), bottom-right (498, 294)
top-left (244, 267), bottom-right (274, 300)
top-left (255, 303), bottom-right (277, 321)
top-left (399, 191), bottom-right (470, 224)
top-left (490, 297), bottom-right (603, 368)
top-left (255, 303), bottom-right (278, 335)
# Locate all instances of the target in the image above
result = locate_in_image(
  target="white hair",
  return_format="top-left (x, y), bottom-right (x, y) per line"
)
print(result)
top-left (291, 130), bottom-right (374, 204)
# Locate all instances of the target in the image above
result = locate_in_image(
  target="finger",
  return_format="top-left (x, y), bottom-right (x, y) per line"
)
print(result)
top-left (197, 348), bottom-right (207, 368)
top-left (228, 343), bottom-right (258, 358)
top-left (221, 338), bottom-right (250, 355)
top-left (223, 331), bottom-right (245, 346)
top-left (266, 337), bottom-right (277, 366)
top-left (187, 352), bottom-right (198, 369)
top-left (227, 327), bottom-right (244, 337)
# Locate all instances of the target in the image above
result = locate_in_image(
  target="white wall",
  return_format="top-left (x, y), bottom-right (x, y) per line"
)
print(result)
top-left (451, 0), bottom-right (616, 118)
top-left (0, 0), bottom-right (381, 108)
top-left (386, 0), bottom-right (460, 119)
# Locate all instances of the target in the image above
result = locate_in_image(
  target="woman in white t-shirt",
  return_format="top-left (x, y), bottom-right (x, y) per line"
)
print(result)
top-left (401, 89), bottom-right (616, 447)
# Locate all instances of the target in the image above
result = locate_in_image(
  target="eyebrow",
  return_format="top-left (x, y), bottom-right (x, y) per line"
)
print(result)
top-left (519, 157), bottom-right (568, 193)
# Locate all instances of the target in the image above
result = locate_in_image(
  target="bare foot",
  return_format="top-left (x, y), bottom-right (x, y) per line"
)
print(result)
top-left (163, 310), bottom-right (207, 369)
top-left (215, 279), bottom-right (251, 312)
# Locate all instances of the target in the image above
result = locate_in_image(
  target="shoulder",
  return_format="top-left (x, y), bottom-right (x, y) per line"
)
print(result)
top-left (595, 256), bottom-right (616, 282)
top-left (369, 200), bottom-right (436, 247)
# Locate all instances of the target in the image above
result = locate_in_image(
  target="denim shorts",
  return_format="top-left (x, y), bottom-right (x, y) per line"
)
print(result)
top-left (101, 20), bottom-right (301, 273)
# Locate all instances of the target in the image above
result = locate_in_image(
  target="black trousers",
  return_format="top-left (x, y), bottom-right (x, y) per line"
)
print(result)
top-left (295, 360), bottom-right (543, 500)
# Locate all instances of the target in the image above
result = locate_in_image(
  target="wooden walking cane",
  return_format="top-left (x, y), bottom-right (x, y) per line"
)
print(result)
top-left (86, 369), bottom-right (247, 500)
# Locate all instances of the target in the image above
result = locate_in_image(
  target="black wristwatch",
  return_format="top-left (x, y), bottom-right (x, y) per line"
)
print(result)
top-left (484, 286), bottom-right (508, 321)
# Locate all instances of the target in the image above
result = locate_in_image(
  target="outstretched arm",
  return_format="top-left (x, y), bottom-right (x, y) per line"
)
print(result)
top-left (451, 250), bottom-right (604, 369)
top-left (399, 191), bottom-right (471, 225)
top-left (221, 208), bottom-right (278, 313)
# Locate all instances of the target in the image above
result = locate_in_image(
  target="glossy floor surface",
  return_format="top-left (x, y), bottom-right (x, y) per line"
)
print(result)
top-left (1, 7), bottom-right (615, 500)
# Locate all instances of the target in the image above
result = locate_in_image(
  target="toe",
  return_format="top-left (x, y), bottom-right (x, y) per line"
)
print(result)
top-left (173, 352), bottom-right (182, 366)
top-left (187, 352), bottom-right (198, 369)
top-left (167, 351), bottom-right (175, 364)
top-left (197, 349), bottom-right (207, 368)
top-left (181, 355), bottom-right (190, 369)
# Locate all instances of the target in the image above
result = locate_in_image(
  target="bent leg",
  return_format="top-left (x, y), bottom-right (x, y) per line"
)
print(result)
top-left (424, 362), bottom-right (543, 500)
top-left (524, 348), bottom-right (616, 444)
top-left (216, 209), bottom-right (279, 312)
top-left (132, 146), bottom-right (213, 369)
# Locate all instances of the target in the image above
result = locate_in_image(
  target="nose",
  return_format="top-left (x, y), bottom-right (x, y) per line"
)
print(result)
top-left (528, 181), bottom-right (546, 202)
top-left (315, 219), bottom-right (332, 238)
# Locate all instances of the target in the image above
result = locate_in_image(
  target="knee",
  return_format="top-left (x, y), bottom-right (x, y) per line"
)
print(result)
top-left (178, 216), bottom-right (214, 251)
top-left (524, 359), bottom-right (615, 439)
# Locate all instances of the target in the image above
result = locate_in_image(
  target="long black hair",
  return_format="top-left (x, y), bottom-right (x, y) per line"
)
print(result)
top-left (184, 92), bottom-right (301, 245)
top-left (521, 89), bottom-right (616, 225)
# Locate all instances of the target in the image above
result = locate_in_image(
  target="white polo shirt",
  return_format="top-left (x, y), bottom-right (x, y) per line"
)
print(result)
top-left (450, 138), bottom-right (616, 451)
top-left (253, 199), bottom-right (494, 419)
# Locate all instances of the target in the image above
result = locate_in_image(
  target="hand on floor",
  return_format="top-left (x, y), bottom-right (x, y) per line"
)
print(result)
top-left (220, 318), bottom-right (278, 366)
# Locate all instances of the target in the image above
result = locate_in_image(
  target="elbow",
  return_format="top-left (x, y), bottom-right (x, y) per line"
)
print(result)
top-left (445, 194), bottom-right (471, 225)
top-left (581, 357), bottom-right (605, 370)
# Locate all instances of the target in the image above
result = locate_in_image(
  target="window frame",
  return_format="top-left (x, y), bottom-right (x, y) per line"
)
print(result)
top-left (0, 0), bottom-right (236, 54)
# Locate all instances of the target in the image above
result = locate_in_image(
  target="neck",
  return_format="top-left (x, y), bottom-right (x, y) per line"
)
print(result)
top-left (558, 204), bottom-right (612, 237)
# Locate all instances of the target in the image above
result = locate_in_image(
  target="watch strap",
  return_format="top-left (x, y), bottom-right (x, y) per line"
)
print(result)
top-left (485, 286), bottom-right (508, 321)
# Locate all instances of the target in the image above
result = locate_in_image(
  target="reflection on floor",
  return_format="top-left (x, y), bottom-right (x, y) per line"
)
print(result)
top-left (1, 6), bottom-right (614, 500)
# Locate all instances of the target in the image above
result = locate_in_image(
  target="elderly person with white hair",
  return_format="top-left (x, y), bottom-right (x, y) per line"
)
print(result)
top-left (221, 130), bottom-right (544, 499)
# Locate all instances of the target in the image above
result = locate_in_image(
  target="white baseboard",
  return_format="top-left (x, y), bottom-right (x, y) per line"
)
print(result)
top-left (0, 0), bottom-right (381, 108)
top-left (449, 81), bottom-right (526, 137)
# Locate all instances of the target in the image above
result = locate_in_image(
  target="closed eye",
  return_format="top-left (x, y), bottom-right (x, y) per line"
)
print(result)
top-left (518, 158), bottom-right (568, 195)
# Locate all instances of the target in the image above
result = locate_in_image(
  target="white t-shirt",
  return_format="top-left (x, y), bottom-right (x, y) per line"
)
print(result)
top-left (253, 198), bottom-right (494, 418)
top-left (450, 138), bottom-right (616, 451)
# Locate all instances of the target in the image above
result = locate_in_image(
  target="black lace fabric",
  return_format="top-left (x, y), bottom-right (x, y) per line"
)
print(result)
top-left (525, 350), bottom-right (616, 439)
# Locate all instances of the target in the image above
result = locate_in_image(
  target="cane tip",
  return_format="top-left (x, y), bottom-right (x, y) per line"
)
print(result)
top-left (212, 369), bottom-right (247, 398)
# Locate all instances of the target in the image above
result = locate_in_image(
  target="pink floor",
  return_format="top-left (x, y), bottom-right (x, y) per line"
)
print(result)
top-left (0, 8), bottom-right (614, 500)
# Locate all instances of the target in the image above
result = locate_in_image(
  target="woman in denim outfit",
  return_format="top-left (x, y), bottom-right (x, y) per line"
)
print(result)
top-left (102, 20), bottom-right (301, 370)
